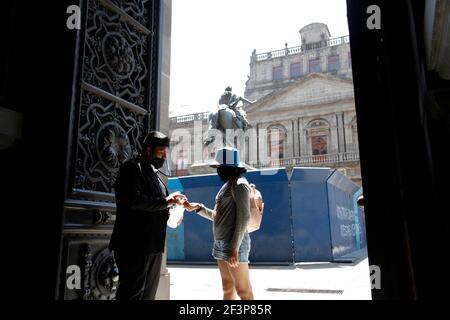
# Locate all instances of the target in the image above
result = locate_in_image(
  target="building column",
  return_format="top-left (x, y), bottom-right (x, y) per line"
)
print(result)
top-left (283, 120), bottom-right (294, 158)
top-left (302, 55), bottom-right (308, 76)
top-left (258, 122), bottom-right (271, 165)
top-left (344, 115), bottom-right (354, 152)
top-left (256, 122), bottom-right (262, 164)
top-left (331, 116), bottom-right (340, 154)
top-left (321, 55), bottom-right (326, 72)
top-left (336, 112), bottom-right (346, 153)
top-left (299, 118), bottom-right (308, 156)
top-left (155, 0), bottom-right (172, 300)
top-left (292, 120), bottom-right (298, 157)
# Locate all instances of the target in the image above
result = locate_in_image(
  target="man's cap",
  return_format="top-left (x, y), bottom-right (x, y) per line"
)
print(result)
top-left (209, 147), bottom-right (245, 168)
top-left (143, 131), bottom-right (170, 148)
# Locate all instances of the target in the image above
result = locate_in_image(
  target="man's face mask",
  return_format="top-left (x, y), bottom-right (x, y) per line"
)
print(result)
top-left (148, 146), bottom-right (168, 169)
top-left (150, 157), bottom-right (165, 169)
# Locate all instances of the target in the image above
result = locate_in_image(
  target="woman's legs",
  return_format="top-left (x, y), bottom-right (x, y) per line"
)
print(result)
top-left (214, 234), bottom-right (253, 300)
top-left (218, 260), bottom-right (254, 300)
top-left (228, 262), bottom-right (254, 300)
top-left (218, 260), bottom-right (237, 300)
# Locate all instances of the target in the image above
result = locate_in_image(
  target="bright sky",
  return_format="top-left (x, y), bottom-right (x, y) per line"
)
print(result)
top-left (169, 0), bottom-right (349, 117)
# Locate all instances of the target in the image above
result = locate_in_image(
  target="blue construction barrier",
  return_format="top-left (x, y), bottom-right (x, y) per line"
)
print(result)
top-left (290, 167), bottom-right (334, 262)
top-left (167, 167), bottom-right (366, 264)
top-left (244, 169), bottom-right (292, 264)
top-left (166, 177), bottom-right (186, 261)
top-left (167, 174), bottom-right (222, 263)
top-left (167, 168), bottom-right (293, 264)
top-left (326, 170), bottom-right (365, 262)
top-left (290, 167), bottom-right (366, 263)
top-left (357, 205), bottom-right (367, 250)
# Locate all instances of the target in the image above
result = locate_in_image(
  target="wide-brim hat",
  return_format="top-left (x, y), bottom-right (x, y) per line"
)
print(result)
top-left (209, 147), bottom-right (246, 168)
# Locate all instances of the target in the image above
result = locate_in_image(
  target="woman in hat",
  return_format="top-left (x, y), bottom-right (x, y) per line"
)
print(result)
top-left (183, 147), bottom-right (254, 300)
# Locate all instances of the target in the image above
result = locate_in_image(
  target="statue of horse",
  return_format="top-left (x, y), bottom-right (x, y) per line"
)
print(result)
top-left (203, 104), bottom-right (250, 146)
top-left (203, 86), bottom-right (256, 147)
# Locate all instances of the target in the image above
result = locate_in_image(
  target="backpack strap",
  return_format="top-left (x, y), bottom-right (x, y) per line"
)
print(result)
top-left (228, 177), bottom-right (246, 200)
top-left (229, 178), bottom-right (236, 200)
top-left (229, 178), bottom-right (256, 208)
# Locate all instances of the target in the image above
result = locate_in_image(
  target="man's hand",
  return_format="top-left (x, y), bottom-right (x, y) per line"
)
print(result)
top-left (228, 250), bottom-right (239, 268)
top-left (166, 192), bottom-right (187, 206)
top-left (183, 201), bottom-right (202, 212)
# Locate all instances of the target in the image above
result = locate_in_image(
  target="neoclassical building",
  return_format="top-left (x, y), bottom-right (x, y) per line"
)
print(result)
top-left (169, 23), bottom-right (361, 185)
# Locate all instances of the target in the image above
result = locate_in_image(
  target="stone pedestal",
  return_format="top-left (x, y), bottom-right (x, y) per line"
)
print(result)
top-left (188, 162), bottom-right (217, 175)
top-left (188, 162), bottom-right (256, 176)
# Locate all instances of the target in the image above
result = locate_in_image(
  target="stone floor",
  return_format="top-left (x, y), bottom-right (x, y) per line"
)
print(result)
top-left (167, 257), bottom-right (372, 300)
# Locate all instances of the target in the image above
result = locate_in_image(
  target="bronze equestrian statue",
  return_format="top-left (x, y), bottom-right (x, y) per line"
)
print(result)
top-left (204, 86), bottom-right (255, 146)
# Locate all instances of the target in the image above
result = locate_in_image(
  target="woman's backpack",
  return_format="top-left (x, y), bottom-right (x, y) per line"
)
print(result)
top-left (230, 181), bottom-right (264, 233)
top-left (247, 183), bottom-right (264, 232)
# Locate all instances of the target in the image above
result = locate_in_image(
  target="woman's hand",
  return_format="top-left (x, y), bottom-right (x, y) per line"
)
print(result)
top-left (183, 201), bottom-right (202, 212)
top-left (228, 250), bottom-right (239, 268)
top-left (166, 192), bottom-right (187, 206)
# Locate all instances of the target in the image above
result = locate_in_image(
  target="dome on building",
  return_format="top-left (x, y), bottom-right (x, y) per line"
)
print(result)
top-left (299, 23), bottom-right (331, 44)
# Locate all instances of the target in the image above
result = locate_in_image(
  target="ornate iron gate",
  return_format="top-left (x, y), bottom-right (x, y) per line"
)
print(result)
top-left (58, 0), bottom-right (160, 300)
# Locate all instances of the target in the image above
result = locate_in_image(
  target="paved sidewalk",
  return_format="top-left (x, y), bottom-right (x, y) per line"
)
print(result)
top-left (167, 258), bottom-right (372, 300)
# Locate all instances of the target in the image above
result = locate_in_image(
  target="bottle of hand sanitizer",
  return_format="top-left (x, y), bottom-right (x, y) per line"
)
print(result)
top-left (167, 204), bottom-right (185, 228)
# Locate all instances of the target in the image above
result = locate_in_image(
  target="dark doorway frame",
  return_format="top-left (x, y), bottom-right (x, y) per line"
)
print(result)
top-left (347, 0), bottom-right (450, 299)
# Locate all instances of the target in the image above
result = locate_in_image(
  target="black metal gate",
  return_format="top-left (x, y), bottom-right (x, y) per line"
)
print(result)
top-left (58, 0), bottom-right (160, 300)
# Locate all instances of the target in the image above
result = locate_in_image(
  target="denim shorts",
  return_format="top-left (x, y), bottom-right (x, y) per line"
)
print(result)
top-left (212, 233), bottom-right (251, 263)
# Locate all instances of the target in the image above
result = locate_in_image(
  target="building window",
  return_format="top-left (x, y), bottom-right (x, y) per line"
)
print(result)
top-left (348, 51), bottom-right (352, 68)
top-left (176, 148), bottom-right (189, 176)
top-left (273, 66), bottom-right (283, 81)
top-left (311, 136), bottom-right (328, 155)
top-left (210, 146), bottom-right (217, 159)
top-left (268, 127), bottom-right (285, 159)
top-left (290, 62), bottom-right (302, 78)
top-left (306, 119), bottom-right (331, 158)
top-left (328, 55), bottom-right (340, 72)
top-left (203, 145), bottom-right (217, 162)
top-left (309, 58), bottom-right (321, 73)
top-left (176, 148), bottom-right (188, 169)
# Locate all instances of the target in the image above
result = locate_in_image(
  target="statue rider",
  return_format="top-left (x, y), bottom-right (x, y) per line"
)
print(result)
top-left (204, 86), bottom-right (255, 146)
top-left (217, 86), bottom-right (252, 131)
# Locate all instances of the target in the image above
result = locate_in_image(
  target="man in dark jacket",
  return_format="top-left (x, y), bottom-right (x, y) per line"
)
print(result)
top-left (109, 131), bottom-right (186, 300)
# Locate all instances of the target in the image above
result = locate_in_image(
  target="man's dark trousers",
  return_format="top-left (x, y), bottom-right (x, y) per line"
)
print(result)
top-left (115, 250), bottom-right (163, 300)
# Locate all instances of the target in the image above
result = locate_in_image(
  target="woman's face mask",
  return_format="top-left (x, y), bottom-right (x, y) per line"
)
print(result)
top-left (217, 166), bottom-right (231, 182)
